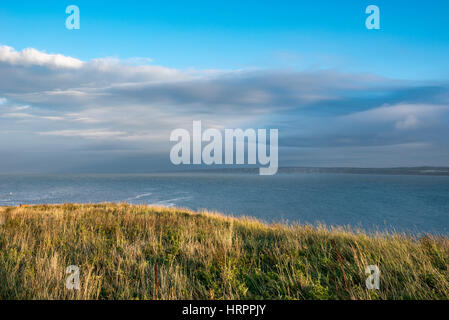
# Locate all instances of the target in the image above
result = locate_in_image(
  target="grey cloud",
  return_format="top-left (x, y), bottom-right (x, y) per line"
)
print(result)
top-left (1, 45), bottom-right (449, 172)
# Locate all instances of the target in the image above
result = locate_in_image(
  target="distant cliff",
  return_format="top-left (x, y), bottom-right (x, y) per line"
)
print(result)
top-left (182, 166), bottom-right (449, 176)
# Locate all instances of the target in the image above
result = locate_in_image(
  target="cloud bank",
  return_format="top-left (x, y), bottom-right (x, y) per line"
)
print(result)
top-left (1, 45), bottom-right (449, 172)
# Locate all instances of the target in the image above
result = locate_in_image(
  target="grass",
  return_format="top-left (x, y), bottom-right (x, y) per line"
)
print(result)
top-left (0, 203), bottom-right (448, 300)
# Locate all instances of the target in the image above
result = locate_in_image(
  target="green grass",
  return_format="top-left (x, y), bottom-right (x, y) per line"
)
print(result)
top-left (0, 203), bottom-right (448, 300)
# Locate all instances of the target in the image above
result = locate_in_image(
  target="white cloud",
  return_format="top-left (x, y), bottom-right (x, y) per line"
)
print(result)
top-left (0, 45), bottom-right (84, 69)
top-left (1, 112), bottom-right (35, 119)
top-left (40, 116), bottom-right (66, 121)
top-left (395, 114), bottom-right (419, 130)
top-left (343, 104), bottom-right (449, 130)
top-left (38, 129), bottom-right (127, 139)
top-left (11, 105), bottom-right (31, 111)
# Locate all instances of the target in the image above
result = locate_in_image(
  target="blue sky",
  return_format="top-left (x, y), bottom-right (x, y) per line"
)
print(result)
top-left (1, 0), bottom-right (449, 78)
top-left (0, 1), bottom-right (449, 173)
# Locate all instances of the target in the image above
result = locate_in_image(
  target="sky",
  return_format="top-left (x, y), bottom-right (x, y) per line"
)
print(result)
top-left (0, 0), bottom-right (449, 173)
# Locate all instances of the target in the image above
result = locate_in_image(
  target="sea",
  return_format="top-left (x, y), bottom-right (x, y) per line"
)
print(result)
top-left (0, 173), bottom-right (448, 235)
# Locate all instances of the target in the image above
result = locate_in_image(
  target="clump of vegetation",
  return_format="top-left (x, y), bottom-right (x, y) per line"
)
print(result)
top-left (0, 203), bottom-right (448, 300)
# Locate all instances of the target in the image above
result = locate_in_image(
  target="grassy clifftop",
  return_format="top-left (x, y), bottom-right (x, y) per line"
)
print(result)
top-left (0, 203), bottom-right (448, 300)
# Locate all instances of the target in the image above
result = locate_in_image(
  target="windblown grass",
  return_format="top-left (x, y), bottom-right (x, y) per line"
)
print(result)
top-left (0, 203), bottom-right (448, 300)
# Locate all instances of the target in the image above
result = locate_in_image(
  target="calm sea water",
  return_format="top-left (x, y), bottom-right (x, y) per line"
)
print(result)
top-left (0, 173), bottom-right (448, 235)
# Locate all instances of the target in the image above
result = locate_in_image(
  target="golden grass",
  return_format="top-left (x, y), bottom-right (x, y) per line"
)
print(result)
top-left (0, 203), bottom-right (448, 300)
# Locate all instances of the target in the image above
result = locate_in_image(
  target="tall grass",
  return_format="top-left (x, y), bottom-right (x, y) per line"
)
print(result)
top-left (0, 203), bottom-right (448, 300)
